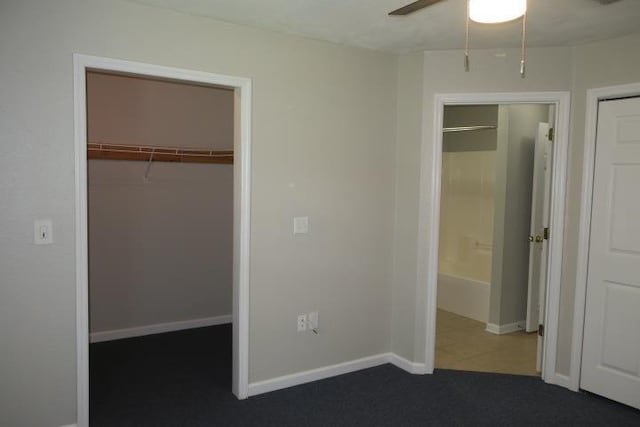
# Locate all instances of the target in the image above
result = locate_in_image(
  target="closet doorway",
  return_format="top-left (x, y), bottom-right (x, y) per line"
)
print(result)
top-left (87, 70), bottom-right (237, 422)
top-left (73, 55), bottom-right (251, 427)
top-left (435, 103), bottom-right (554, 376)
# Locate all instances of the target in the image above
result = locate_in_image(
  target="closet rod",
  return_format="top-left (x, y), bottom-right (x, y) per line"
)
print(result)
top-left (443, 125), bottom-right (497, 133)
top-left (87, 142), bottom-right (233, 164)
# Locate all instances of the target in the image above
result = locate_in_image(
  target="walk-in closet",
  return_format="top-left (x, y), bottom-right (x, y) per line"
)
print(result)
top-left (86, 71), bottom-right (235, 422)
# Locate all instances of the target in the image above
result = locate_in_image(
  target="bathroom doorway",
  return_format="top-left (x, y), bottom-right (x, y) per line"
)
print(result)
top-left (435, 103), bottom-right (554, 376)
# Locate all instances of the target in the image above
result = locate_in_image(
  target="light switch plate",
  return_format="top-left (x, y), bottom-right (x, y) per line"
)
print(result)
top-left (293, 216), bottom-right (309, 234)
top-left (34, 219), bottom-right (53, 245)
top-left (308, 311), bottom-right (318, 331)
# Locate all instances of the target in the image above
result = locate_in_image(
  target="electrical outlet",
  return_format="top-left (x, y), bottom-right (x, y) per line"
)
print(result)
top-left (308, 311), bottom-right (318, 331)
top-left (297, 314), bottom-right (307, 331)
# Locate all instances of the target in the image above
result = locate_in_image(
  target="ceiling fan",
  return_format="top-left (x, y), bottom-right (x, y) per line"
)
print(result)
top-left (388, 0), bottom-right (621, 17)
top-left (388, 0), bottom-right (445, 16)
top-left (388, 0), bottom-right (622, 77)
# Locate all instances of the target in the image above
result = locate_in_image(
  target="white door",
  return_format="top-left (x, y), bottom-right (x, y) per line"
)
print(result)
top-left (526, 123), bottom-right (550, 333)
top-left (581, 97), bottom-right (640, 409)
top-left (537, 129), bottom-right (552, 373)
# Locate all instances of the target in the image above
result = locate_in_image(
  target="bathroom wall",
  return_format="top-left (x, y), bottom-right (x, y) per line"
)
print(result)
top-left (439, 105), bottom-right (498, 282)
top-left (437, 105), bottom-right (498, 322)
top-left (489, 104), bottom-right (550, 329)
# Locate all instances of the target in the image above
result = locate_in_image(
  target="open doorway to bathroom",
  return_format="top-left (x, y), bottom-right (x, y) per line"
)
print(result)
top-left (435, 103), bottom-right (554, 376)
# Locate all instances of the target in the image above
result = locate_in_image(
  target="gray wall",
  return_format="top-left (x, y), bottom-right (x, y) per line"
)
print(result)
top-left (557, 33), bottom-right (640, 375)
top-left (0, 1), bottom-right (395, 425)
top-left (88, 73), bottom-right (234, 334)
top-left (2, 0), bottom-right (640, 424)
top-left (391, 35), bottom-right (640, 374)
top-left (391, 45), bottom-right (574, 364)
top-left (391, 52), bottom-right (424, 362)
top-left (489, 104), bottom-right (549, 326)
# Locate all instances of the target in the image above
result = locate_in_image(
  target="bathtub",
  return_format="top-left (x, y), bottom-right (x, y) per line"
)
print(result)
top-left (437, 273), bottom-right (490, 323)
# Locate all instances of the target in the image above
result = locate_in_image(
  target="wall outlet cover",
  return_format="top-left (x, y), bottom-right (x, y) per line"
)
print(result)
top-left (297, 314), bottom-right (307, 331)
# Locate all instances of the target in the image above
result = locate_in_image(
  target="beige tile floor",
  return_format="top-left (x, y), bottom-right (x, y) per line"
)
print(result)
top-left (435, 309), bottom-right (539, 376)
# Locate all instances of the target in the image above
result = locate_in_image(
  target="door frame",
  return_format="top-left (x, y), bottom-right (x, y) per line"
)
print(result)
top-left (421, 92), bottom-right (571, 386)
top-left (571, 82), bottom-right (640, 391)
top-left (73, 54), bottom-right (252, 427)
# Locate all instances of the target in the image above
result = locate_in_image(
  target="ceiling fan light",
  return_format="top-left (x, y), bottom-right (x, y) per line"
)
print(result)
top-left (469, 0), bottom-right (527, 24)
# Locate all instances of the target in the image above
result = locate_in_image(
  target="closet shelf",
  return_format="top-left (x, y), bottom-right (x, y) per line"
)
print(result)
top-left (87, 142), bottom-right (233, 164)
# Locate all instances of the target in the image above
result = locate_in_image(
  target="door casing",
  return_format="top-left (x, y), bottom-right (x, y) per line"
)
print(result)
top-left (421, 92), bottom-right (571, 387)
top-left (572, 82), bottom-right (640, 392)
top-left (73, 54), bottom-right (252, 427)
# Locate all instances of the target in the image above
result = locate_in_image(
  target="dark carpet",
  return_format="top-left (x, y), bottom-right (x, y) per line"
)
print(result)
top-left (90, 325), bottom-right (640, 426)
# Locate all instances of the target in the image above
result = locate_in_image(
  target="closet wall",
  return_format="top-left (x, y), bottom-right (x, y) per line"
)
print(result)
top-left (87, 72), bottom-right (234, 336)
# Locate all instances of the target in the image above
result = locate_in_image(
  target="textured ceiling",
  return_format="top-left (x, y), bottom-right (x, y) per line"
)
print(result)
top-left (132, 0), bottom-right (640, 53)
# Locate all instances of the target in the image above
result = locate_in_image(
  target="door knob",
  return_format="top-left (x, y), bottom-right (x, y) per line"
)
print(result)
top-left (528, 235), bottom-right (534, 242)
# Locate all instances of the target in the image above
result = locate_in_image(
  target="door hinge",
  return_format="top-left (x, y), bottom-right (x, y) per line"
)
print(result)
top-left (548, 128), bottom-right (554, 141)
top-left (538, 324), bottom-right (545, 337)
top-left (544, 227), bottom-right (549, 240)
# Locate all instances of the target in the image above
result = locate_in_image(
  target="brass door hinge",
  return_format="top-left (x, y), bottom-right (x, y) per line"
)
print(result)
top-left (544, 227), bottom-right (549, 240)
top-left (548, 128), bottom-right (554, 142)
top-left (538, 324), bottom-right (545, 337)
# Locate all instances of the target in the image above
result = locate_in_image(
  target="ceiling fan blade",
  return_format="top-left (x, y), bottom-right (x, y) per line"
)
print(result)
top-left (389, 0), bottom-right (446, 16)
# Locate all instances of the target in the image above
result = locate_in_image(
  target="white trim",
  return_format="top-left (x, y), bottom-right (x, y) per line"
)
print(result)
top-left (552, 373), bottom-right (573, 389)
top-left (73, 56), bottom-right (89, 427)
top-left (388, 353), bottom-right (428, 374)
top-left (248, 353), bottom-right (391, 396)
top-left (541, 92), bottom-right (571, 386)
top-left (485, 321), bottom-right (525, 335)
top-left (58, 424), bottom-right (78, 427)
top-left (234, 71), bottom-right (252, 402)
top-left (89, 315), bottom-right (232, 343)
top-left (571, 82), bottom-right (640, 392)
top-left (420, 92), bottom-right (571, 388)
top-left (247, 353), bottom-right (424, 396)
top-left (420, 98), bottom-right (445, 374)
top-left (73, 54), bottom-right (252, 427)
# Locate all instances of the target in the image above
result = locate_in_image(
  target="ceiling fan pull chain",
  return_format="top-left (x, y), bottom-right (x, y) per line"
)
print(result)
top-left (520, 8), bottom-right (527, 78)
top-left (465, 0), bottom-right (470, 72)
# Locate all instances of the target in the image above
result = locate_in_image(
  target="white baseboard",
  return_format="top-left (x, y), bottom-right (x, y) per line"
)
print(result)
top-left (248, 353), bottom-right (390, 396)
top-left (388, 353), bottom-right (427, 374)
top-left (548, 373), bottom-right (573, 390)
top-left (58, 424), bottom-right (77, 427)
top-left (90, 314), bottom-right (232, 343)
top-left (248, 352), bottom-right (426, 397)
top-left (486, 320), bottom-right (525, 335)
